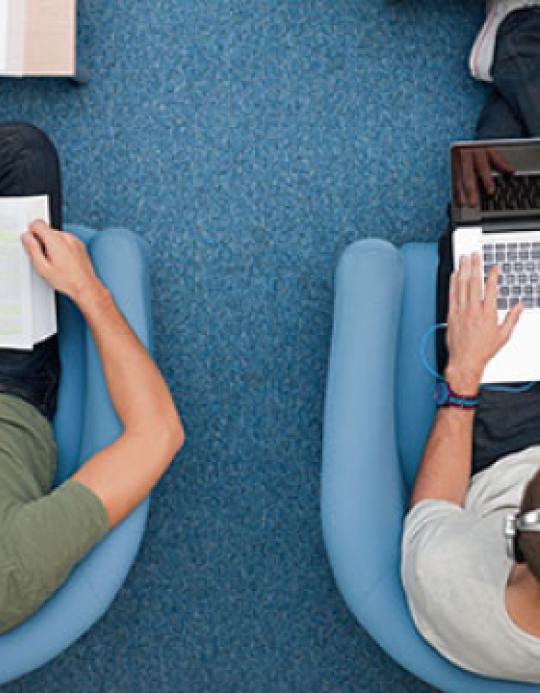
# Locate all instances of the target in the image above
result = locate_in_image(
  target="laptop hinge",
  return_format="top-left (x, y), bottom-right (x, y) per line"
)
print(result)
top-left (482, 218), bottom-right (540, 234)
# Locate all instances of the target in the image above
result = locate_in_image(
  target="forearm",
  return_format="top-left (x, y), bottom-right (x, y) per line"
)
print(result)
top-left (410, 407), bottom-right (474, 508)
top-left (20, 223), bottom-right (184, 528)
top-left (408, 251), bottom-right (523, 509)
top-left (75, 280), bottom-right (183, 440)
top-left (410, 366), bottom-right (479, 508)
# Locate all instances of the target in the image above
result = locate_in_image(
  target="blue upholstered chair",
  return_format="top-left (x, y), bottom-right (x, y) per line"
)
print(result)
top-left (0, 225), bottom-right (151, 685)
top-left (322, 239), bottom-right (538, 692)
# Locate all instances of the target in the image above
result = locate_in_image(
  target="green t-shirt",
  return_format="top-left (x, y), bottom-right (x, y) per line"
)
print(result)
top-left (0, 394), bottom-right (109, 634)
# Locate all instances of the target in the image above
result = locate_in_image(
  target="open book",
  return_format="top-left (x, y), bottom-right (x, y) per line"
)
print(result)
top-left (0, 196), bottom-right (56, 349)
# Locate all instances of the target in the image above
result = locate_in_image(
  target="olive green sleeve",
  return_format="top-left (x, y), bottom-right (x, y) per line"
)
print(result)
top-left (1, 479), bottom-right (110, 632)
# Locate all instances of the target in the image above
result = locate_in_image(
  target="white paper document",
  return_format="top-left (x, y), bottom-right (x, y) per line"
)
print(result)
top-left (0, 196), bottom-right (56, 349)
top-left (0, 0), bottom-right (8, 72)
top-left (0, 0), bottom-right (26, 76)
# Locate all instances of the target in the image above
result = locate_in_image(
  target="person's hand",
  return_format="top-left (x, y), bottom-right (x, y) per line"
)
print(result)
top-left (453, 147), bottom-right (514, 208)
top-left (445, 253), bottom-right (523, 393)
top-left (21, 220), bottom-right (102, 302)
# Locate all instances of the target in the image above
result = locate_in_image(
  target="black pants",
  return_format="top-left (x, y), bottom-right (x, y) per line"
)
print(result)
top-left (0, 123), bottom-right (61, 422)
top-left (437, 9), bottom-right (540, 476)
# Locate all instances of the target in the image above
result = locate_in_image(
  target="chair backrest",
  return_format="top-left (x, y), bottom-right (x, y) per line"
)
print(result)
top-left (51, 224), bottom-right (98, 485)
top-left (52, 293), bottom-right (87, 485)
top-left (395, 243), bottom-right (438, 489)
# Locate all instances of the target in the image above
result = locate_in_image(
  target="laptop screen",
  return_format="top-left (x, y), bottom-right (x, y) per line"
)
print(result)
top-left (451, 139), bottom-right (540, 226)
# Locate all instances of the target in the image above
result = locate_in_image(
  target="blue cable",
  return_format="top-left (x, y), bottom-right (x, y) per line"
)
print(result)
top-left (420, 323), bottom-right (536, 393)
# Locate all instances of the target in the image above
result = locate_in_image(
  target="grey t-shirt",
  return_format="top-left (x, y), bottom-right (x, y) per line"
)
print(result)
top-left (402, 445), bottom-right (540, 683)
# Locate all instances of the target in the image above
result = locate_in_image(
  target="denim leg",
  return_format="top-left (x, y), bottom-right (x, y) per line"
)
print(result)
top-left (435, 9), bottom-right (540, 475)
top-left (0, 123), bottom-right (62, 227)
top-left (475, 89), bottom-right (527, 141)
top-left (490, 7), bottom-right (540, 137)
top-left (437, 87), bottom-right (526, 371)
top-left (0, 123), bottom-right (62, 422)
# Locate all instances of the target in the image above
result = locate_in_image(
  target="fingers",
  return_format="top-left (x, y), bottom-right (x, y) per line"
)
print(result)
top-left (461, 152), bottom-right (478, 208)
top-left (453, 177), bottom-right (467, 208)
top-left (448, 271), bottom-right (458, 316)
top-left (455, 253), bottom-right (490, 312)
top-left (499, 301), bottom-right (524, 346)
top-left (474, 150), bottom-right (495, 196)
top-left (456, 254), bottom-right (482, 310)
top-left (28, 219), bottom-right (55, 256)
top-left (488, 148), bottom-right (515, 176)
top-left (457, 254), bottom-right (470, 309)
top-left (29, 219), bottom-right (53, 241)
top-left (452, 156), bottom-right (467, 208)
top-left (470, 252), bottom-right (483, 305)
top-left (483, 264), bottom-right (499, 314)
top-left (21, 232), bottom-right (50, 277)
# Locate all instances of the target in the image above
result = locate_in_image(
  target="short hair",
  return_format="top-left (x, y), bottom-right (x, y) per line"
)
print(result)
top-left (519, 469), bottom-right (540, 579)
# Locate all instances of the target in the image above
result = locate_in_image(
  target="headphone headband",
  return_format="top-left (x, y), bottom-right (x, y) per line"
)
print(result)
top-left (516, 510), bottom-right (540, 532)
top-left (505, 510), bottom-right (540, 562)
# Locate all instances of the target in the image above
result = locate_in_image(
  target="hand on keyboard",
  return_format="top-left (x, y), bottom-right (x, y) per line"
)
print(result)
top-left (445, 253), bottom-right (523, 392)
top-left (452, 147), bottom-right (514, 209)
top-left (483, 240), bottom-right (540, 311)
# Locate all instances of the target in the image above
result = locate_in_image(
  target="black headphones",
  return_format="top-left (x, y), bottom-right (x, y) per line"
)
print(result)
top-left (504, 511), bottom-right (540, 563)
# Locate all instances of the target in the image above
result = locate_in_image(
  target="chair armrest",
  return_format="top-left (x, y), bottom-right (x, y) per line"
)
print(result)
top-left (322, 239), bottom-right (407, 620)
top-left (0, 227), bottom-right (152, 685)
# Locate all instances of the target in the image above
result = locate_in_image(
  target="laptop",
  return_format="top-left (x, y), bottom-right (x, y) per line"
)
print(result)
top-left (451, 138), bottom-right (540, 383)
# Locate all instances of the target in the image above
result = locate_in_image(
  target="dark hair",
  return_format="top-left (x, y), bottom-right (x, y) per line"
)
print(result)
top-left (519, 469), bottom-right (540, 579)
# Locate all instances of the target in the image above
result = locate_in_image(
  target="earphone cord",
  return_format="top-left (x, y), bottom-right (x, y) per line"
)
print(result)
top-left (420, 323), bottom-right (536, 393)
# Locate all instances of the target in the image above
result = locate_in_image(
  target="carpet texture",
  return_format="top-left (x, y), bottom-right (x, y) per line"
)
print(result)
top-left (1, 0), bottom-right (486, 690)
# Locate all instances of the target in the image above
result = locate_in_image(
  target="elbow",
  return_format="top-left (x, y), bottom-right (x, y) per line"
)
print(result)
top-left (163, 412), bottom-right (185, 456)
top-left (142, 406), bottom-right (185, 457)
top-left (170, 418), bottom-right (185, 455)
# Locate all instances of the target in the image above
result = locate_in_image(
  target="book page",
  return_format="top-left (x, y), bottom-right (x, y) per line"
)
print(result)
top-left (0, 196), bottom-right (55, 349)
top-left (26, 196), bottom-right (56, 343)
top-left (0, 232), bottom-right (24, 339)
top-left (0, 0), bottom-right (8, 71)
top-left (1, 0), bottom-right (25, 76)
top-left (0, 209), bottom-right (32, 348)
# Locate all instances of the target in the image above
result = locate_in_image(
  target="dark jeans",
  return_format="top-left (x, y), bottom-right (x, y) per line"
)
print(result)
top-left (436, 8), bottom-right (540, 476)
top-left (0, 123), bottom-right (61, 422)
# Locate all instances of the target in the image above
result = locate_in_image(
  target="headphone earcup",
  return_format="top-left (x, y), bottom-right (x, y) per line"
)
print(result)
top-left (515, 533), bottom-right (526, 564)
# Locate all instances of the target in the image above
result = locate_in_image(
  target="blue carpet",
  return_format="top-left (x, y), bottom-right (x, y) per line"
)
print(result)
top-left (2, 0), bottom-right (487, 690)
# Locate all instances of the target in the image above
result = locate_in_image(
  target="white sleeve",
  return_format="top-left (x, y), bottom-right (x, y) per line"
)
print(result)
top-left (401, 499), bottom-right (471, 613)
top-left (400, 499), bottom-right (515, 676)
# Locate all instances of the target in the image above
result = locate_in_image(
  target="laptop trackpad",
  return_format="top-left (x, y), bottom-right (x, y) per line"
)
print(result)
top-left (484, 311), bottom-right (540, 383)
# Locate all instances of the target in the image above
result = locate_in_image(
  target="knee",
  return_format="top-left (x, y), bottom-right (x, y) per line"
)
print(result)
top-left (20, 123), bottom-right (59, 164)
top-left (494, 8), bottom-right (540, 67)
top-left (0, 122), bottom-right (59, 168)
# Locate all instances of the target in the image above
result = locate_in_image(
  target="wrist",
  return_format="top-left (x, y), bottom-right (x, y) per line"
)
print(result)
top-left (444, 363), bottom-right (482, 396)
top-left (72, 278), bottom-right (110, 312)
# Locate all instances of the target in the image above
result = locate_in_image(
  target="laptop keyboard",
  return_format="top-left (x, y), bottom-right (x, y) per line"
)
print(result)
top-left (483, 241), bottom-right (540, 310)
top-left (481, 174), bottom-right (540, 212)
